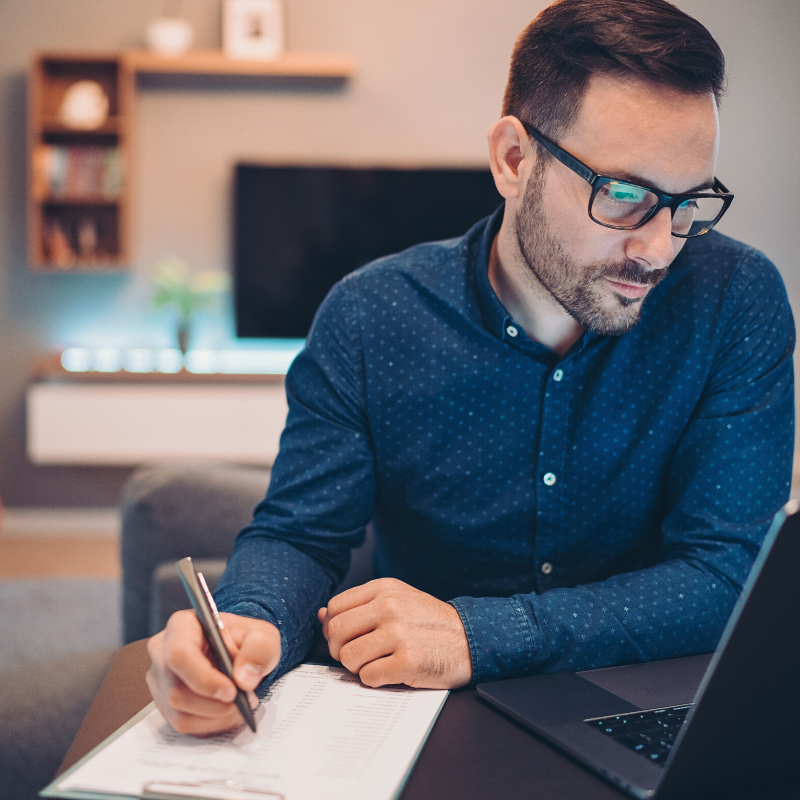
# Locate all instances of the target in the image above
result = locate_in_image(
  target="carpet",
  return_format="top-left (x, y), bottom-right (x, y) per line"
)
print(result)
top-left (0, 578), bottom-right (121, 673)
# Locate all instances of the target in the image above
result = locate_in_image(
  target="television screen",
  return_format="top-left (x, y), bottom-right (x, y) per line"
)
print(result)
top-left (233, 164), bottom-right (502, 339)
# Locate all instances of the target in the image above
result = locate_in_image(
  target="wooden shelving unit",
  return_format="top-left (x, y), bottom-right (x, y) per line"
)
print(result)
top-left (27, 49), bottom-right (356, 272)
top-left (28, 53), bottom-right (134, 271)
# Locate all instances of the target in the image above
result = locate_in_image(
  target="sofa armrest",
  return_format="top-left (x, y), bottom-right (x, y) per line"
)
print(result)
top-left (121, 464), bottom-right (270, 643)
top-left (150, 558), bottom-right (228, 636)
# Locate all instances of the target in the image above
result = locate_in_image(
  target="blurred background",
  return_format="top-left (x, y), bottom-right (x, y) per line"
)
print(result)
top-left (0, 0), bottom-right (798, 509)
top-left (0, 1), bottom-right (797, 796)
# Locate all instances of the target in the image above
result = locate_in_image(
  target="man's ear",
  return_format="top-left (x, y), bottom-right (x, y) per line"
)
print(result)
top-left (488, 116), bottom-right (535, 201)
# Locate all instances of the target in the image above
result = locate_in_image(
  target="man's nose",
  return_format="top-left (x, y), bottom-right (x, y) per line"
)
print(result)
top-left (625, 206), bottom-right (675, 271)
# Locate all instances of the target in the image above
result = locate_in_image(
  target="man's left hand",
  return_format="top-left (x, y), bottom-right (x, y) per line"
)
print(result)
top-left (318, 578), bottom-right (473, 689)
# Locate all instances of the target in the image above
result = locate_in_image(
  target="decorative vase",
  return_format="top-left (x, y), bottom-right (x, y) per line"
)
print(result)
top-left (177, 322), bottom-right (190, 355)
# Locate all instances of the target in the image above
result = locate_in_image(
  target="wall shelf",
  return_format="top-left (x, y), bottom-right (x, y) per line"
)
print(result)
top-left (27, 48), bottom-right (357, 271)
top-left (122, 49), bottom-right (357, 78)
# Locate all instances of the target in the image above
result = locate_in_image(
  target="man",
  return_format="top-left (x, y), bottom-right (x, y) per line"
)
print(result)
top-left (148, 0), bottom-right (794, 735)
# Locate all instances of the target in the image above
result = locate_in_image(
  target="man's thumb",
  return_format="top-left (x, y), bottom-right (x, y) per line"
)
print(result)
top-left (234, 660), bottom-right (267, 691)
top-left (232, 635), bottom-right (273, 691)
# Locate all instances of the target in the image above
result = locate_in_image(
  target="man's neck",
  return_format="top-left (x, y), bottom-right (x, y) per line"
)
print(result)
top-left (487, 222), bottom-right (585, 358)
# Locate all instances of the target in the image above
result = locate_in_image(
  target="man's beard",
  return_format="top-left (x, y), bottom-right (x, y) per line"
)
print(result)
top-left (514, 173), bottom-right (668, 336)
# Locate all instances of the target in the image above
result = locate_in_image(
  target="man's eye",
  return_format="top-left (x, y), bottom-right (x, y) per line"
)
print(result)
top-left (678, 199), bottom-right (699, 210)
top-left (603, 183), bottom-right (648, 204)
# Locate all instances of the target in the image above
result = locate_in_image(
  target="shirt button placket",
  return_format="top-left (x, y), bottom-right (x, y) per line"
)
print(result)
top-left (538, 359), bottom-right (567, 592)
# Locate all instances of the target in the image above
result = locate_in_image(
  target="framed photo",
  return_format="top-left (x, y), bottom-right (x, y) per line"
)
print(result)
top-left (223, 0), bottom-right (284, 60)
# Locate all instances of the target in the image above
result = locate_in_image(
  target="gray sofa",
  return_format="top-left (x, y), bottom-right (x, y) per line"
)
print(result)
top-left (0, 649), bottom-right (116, 800)
top-left (120, 462), bottom-right (375, 643)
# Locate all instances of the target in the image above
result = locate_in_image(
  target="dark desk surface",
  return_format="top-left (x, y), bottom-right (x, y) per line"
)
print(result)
top-left (59, 641), bottom-right (799, 800)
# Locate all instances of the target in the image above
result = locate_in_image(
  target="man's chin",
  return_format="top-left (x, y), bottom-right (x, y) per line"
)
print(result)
top-left (573, 291), bottom-right (645, 336)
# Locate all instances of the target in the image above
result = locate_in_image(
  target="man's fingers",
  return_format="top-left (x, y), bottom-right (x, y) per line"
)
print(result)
top-left (149, 669), bottom-right (235, 719)
top-left (338, 629), bottom-right (394, 675)
top-left (325, 580), bottom-right (383, 618)
top-left (148, 612), bottom-right (282, 737)
top-left (156, 611), bottom-right (238, 702)
top-left (145, 661), bottom-right (243, 736)
top-left (228, 616), bottom-right (282, 691)
top-left (323, 605), bottom-right (380, 660)
top-left (358, 654), bottom-right (404, 688)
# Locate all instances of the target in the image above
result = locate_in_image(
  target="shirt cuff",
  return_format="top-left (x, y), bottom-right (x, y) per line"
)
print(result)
top-left (214, 594), bottom-right (320, 694)
top-left (449, 595), bottom-right (539, 684)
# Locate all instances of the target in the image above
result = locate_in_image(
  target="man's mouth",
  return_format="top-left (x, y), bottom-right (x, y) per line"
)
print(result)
top-left (604, 278), bottom-right (650, 299)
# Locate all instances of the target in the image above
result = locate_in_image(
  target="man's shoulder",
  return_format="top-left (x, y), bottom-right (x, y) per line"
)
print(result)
top-left (337, 216), bottom-right (489, 297)
top-left (676, 229), bottom-right (783, 287)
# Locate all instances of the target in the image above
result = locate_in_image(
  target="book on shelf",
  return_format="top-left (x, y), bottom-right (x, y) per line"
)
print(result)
top-left (33, 145), bottom-right (123, 201)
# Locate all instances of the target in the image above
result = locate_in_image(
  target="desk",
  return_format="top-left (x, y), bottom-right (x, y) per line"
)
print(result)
top-left (58, 641), bottom-right (798, 800)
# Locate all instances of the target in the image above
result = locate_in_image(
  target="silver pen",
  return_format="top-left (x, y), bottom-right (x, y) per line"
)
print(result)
top-left (176, 557), bottom-right (257, 732)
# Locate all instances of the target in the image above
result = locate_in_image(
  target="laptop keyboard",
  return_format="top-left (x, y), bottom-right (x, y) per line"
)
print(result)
top-left (585, 704), bottom-right (693, 764)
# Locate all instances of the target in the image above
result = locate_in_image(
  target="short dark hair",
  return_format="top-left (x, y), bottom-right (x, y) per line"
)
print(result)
top-left (502, 0), bottom-right (726, 142)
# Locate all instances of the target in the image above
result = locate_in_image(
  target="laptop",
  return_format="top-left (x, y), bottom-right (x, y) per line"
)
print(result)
top-left (476, 500), bottom-right (800, 799)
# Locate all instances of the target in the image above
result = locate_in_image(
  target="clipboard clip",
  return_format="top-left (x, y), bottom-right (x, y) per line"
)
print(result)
top-left (141, 778), bottom-right (284, 800)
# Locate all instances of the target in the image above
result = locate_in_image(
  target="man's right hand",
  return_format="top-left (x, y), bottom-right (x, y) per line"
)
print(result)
top-left (146, 609), bottom-right (281, 736)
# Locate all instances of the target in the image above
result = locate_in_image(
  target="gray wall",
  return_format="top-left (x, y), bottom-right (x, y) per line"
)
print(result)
top-left (0, 1), bottom-right (797, 506)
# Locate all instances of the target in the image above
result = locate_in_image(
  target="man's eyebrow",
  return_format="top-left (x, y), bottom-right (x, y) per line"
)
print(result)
top-left (680, 178), bottom-right (716, 193)
top-left (607, 170), bottom-right (716, 195)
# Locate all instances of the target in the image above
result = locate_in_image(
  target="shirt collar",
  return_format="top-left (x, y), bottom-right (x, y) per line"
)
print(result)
top-left (470, 205), bottom-right (600, 361)
top-left (472, 205), bottom-right (515, 342)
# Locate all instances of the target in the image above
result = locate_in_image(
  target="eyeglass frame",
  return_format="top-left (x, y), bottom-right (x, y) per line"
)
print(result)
top-left (518, 119), bottom-right (734, 238)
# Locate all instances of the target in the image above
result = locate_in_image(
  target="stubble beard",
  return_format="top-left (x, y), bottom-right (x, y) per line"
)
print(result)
top-left (514, 170), bottom-right (668, 336)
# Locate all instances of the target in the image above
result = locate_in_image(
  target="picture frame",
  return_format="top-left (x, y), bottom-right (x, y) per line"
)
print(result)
top-left (223, 0), bottom-right (284, 61)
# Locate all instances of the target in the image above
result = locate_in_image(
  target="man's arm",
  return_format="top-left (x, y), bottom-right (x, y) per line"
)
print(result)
top-left (212, 276), bottom-right (377, 682)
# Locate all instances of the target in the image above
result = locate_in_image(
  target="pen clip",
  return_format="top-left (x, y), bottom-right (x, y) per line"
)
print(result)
top-left (198, 571), bottom-right (224, 631)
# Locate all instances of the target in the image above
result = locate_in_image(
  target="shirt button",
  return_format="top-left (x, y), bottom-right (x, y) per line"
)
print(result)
top-left (553, 369), bottom-right (563, 382)
top-left (543, 472), bottom-right (556, 486)
top-left (506, 325), bottom-right (518, 337)
top-left (541, 562), bottom-right (553, 575)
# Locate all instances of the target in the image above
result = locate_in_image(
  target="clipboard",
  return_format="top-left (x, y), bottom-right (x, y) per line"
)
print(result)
top-left (40, 665), bottom-right (449, 800)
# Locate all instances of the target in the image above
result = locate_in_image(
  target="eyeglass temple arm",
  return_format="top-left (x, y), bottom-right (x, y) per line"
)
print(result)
top-left (520, 120), bottom-right (733, 206)
top-left (520, 121), bottom-right (597, 185)
top-left (713, 177), bottom-right (731, 194)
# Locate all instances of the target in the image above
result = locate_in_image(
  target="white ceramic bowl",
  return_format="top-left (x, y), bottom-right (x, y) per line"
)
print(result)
top-left (145, 18), bottom-right (194, 56)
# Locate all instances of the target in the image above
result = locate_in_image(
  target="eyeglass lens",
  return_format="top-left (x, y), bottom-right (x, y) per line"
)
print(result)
top-left (592, 181), bottom-right (726, 235)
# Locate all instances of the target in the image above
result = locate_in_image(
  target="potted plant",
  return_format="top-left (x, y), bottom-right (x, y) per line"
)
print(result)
top-left (151, 258), bottom-right (230, 354)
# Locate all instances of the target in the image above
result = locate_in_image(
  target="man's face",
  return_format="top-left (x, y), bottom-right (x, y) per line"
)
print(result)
top-left (514, 75), bottom-right (720, 335)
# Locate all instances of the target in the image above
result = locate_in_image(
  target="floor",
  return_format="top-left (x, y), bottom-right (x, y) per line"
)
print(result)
top-left (0, 536), bottom-right (119, 578)
top-left (0, 507), bottom-right (120, 578)
top-left (0, 511), bottom-right (122, 672)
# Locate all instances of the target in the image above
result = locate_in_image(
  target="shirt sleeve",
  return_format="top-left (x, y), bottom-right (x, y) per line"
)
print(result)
top-left (214, 276), bottom-right (376, 685)
top-left (451, 250), bottom-right (795, 683)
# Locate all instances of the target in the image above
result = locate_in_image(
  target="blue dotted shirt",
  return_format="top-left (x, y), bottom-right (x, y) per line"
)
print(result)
top-left (216, 207), bottom-right (795, 685)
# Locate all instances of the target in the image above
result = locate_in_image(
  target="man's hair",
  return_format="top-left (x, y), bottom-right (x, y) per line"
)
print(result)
top-left (502, 0), bottom-right (726, 142)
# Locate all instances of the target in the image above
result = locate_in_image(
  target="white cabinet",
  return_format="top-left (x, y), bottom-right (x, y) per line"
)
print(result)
top-left (27, 382), bottom-right (288, 465)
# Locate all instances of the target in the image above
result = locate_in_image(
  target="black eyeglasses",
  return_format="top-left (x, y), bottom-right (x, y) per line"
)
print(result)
top-left (519, 120), bottom-right (734, 238)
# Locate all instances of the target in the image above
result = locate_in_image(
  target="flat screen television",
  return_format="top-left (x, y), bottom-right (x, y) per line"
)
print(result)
top-left (233, 163), bottom-right (502, 339)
